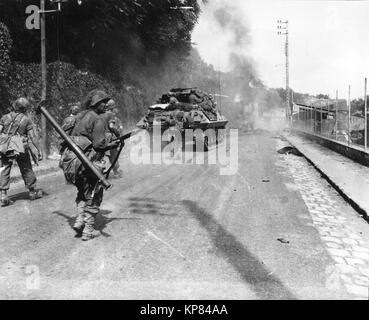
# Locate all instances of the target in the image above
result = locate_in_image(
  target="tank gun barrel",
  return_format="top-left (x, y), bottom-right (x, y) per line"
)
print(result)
top-left (211, 94), bottom-right (229, 98)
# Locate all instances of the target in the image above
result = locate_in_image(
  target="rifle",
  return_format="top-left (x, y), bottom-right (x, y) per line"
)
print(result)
top-left (104, 129), bottom-right (142, 178)
top-left (110, 129), bottom-right (142, 145)
top-left (91, 128), bottom-right (142, 197)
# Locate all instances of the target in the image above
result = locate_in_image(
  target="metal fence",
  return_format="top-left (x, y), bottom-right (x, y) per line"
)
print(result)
top-left (291, 102), bottom-right (368, 150)
top-left (290, 78), bottom-right (369, 151)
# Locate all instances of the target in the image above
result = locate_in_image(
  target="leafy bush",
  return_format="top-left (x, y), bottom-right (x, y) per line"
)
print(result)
top-left (0, 22), bottom-right (12, 80)
top-left (2, 60), bottom-right (152, 152)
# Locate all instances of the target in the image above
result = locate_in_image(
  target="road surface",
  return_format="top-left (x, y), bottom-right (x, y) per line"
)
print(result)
top-left (1, 128), bottom-right (369, 299)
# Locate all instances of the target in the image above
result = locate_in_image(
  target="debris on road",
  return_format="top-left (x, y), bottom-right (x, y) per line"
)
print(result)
top-left (277, 238), bottom-right (290, 244)
top-left (146, 230), bottom-right (190, 261)
top-left (272, 135), bottom-right (285, 141)
top-left (277, 146), bottom-right (302, 156)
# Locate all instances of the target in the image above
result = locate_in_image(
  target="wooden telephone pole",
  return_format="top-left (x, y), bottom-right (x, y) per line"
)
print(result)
top-left (277, 20), bottom-right (290, 125)
top-left (39, 0), bottom-right (81, 156)
top-left (40, 0), bottom-right (48, 156)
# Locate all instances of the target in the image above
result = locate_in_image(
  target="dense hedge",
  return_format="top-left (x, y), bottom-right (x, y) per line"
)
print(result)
top-left (2, 60), bottom-right (149, 153)
top-left (0, 22), bottom-right (12, 80)
top-left (0, 22), bottom-right (12, 105)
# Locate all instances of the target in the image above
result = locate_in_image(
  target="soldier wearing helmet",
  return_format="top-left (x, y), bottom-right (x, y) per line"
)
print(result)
top-left (0, 97), bottom-right (43, 206)
top-left (59, 90), bottom-right (119, 241)
top-left (101, 99), bottom-right (124, 178)
top-left (61, 103), bottom-right (81, 136)
top-left (189, 89), bottom-right (203, 105)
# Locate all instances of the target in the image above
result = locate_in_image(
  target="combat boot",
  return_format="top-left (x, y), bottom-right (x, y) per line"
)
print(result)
top-left (0, 190), bottom-right (10, 207)
top-left (29, 187), bottom-right (43, 201)
top-left (73, 202), bottom-right (85, 237)
top-left (82, 212), bottom-right (100, 241)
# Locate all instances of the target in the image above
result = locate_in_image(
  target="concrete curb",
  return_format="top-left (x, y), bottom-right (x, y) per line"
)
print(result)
top-left (281, 133), bottom-right (369, 221)
top-left (291, 129), bottom-right (369, 168)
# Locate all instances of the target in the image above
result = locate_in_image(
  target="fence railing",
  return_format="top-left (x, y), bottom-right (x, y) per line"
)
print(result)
top-left (291, 103), bottom-right (369, 152)
top-left (289, 78), bottom-right (369, 153)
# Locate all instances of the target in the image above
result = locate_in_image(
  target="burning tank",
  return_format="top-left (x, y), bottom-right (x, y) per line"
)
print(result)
top-left (136, 88), bottom-right (228, 150)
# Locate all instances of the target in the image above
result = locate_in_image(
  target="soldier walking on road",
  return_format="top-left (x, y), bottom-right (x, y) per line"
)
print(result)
top-left (59, 90), bottom-right (118, 241)
top-left (0, 98), bottom-right (43, 207)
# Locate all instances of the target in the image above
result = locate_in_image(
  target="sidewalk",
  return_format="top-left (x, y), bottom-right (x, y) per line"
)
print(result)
top-left (282, 132), bottom-right (369, 219)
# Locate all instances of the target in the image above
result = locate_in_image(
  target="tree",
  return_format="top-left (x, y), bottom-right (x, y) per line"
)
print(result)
top-left (0, 22), bottom-right (12, 80)
top-left (316, 93), bottom-right (330, 99)
top-left (0, 0), bottom-right (201, 76)
top-left (0, 22), bottom-right (12, 108)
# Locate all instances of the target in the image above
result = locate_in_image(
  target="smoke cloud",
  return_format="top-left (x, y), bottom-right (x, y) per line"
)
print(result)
top-left (193, 0), bottom-right (285, 130)
top-left (213, 5), bottom-right (251, 48)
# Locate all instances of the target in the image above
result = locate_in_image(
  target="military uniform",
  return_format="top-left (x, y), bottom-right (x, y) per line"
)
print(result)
top-left (0, 111), bottom-right (39, 200)
top-left (109, 114), bottom-right (124, 176)
top-left (59, 105), bottom-right (81, 155)
top-left (189, 92), bottom-right (203, 105)
top-left (59, 91), bottom-right (113, 240)
top-left (61, 114), bottom-right (78, 135)
top-left (101, 110), bottom-right (123, 177)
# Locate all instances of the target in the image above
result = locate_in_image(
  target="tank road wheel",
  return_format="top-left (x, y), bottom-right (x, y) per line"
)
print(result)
top-left (204, 135), bottom-right (209, 152)
top-left (181, 132), bottom-right (186, 152)
top-left (215, 129), bottom-right (220, 145)
top-left (148, 131), bottom-right (154, 151)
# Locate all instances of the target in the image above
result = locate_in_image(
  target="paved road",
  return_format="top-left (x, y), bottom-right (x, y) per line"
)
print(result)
top-left (1, 129), bottom-right (369, 299)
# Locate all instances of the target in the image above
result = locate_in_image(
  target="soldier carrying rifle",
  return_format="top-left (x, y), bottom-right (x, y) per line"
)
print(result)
top-left (101, 99), bottom-right (124, 179)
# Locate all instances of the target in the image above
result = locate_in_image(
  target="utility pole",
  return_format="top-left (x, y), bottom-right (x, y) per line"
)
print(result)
top-left (277, 20), bottom-right (290, 125)
top-left (40, 0), bottom-right (48, 157)
top-left (365, 78), bottom-right (367, 150)
top-left (348, 85), bottom-right (351, 145)
top-left (335, 90), bottom-right (338, 140)
top-left (38, 0), bottom-right (83, 157)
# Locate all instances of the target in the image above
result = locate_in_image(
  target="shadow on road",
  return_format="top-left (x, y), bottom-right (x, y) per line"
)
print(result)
top-left (9, 190), bottom-right (49, 203)
top-left (128, 199), bottom-right (178, 217)
top-left (129, 197), bottom-right (176, 204)
top-left (52, 209), bottom-right (129, 238)
top-left (182, 200), bottom-right (296, 300)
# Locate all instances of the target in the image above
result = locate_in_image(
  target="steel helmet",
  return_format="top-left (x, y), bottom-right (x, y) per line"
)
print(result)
top-left (12, 97), bottom-right (31, 113)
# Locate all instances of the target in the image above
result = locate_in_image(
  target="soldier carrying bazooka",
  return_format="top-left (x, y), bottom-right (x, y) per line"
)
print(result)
top-left (58, 90), bottom-right (119, 240)
top-left (37, 90), bottom-right (139, 241)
